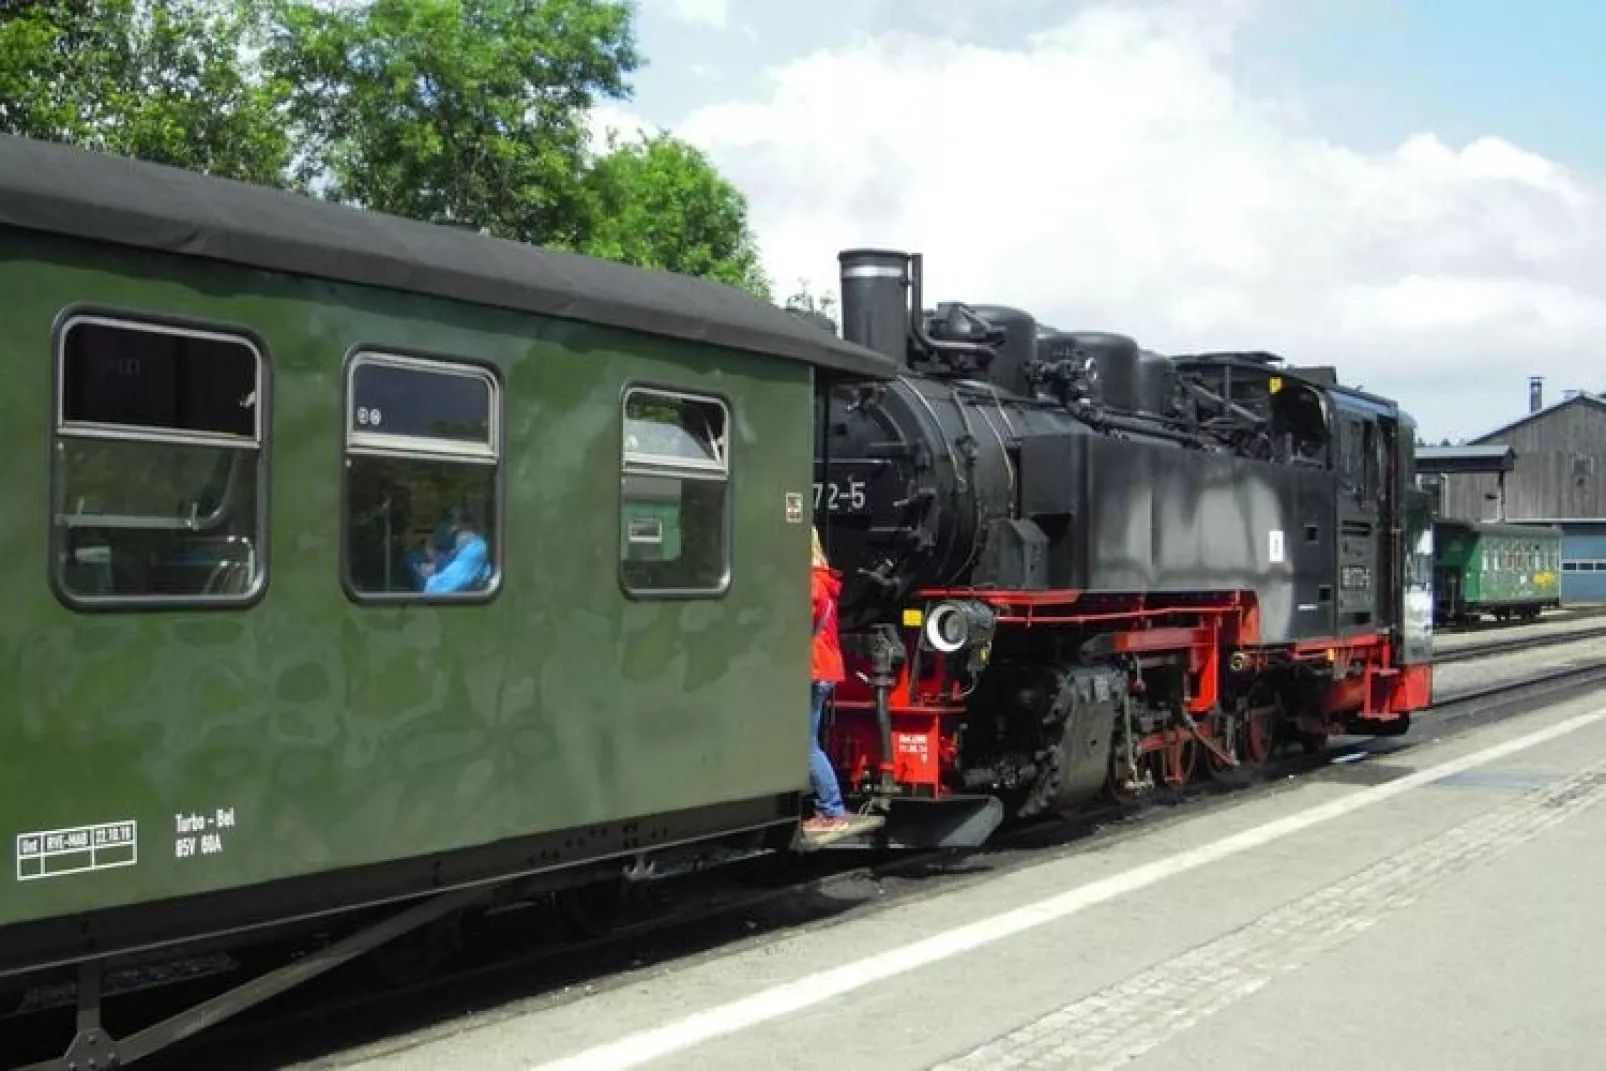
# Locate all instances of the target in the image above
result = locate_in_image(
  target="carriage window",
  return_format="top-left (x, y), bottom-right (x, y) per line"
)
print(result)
top-left (52, 316), bottom-right (266, 607)
top-left (620, 388), bottom-right (730, 596)
top-left (343, 353), bottom-right (500, 601)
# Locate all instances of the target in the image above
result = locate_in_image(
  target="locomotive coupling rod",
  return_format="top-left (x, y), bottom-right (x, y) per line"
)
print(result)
top-left (1177, 707), bottom-right (1237, 769)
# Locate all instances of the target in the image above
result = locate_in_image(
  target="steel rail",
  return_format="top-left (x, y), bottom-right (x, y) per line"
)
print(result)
top-left (1435, 624), bottom-right (1606, 665)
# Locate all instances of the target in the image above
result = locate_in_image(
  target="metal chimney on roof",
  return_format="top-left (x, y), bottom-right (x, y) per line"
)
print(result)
top-left (1529, 376), bottom-right (1544, 413)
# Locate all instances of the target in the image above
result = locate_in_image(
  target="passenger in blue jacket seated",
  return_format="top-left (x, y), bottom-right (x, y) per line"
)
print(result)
top-left (411, 508), bottom-right (491, 594)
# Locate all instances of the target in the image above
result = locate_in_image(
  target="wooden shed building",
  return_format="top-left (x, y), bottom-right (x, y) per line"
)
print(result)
top-left (1433, 378), bottom-right (1606, 601)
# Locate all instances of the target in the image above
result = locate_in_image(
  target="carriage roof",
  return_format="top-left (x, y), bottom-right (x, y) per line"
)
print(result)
top-left (0, 134), bottom-right (896, 381)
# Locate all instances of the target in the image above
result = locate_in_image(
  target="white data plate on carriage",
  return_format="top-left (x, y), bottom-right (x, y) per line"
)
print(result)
top-left (15, 820), bottom-right (138, 882)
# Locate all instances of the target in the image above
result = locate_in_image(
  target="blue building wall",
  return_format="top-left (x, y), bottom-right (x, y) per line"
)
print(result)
top-left (1559, 523), bottom-right (1606, 601)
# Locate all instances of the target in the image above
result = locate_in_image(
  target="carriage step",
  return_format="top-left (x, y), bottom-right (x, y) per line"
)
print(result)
top-left (795, 813), bottom-right (885, 851)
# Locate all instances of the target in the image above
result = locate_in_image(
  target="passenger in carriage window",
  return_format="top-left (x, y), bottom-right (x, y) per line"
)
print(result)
top-left (414, 506), bottom-right (491, 594)
top-left (405, 524), bottom-right (452, 589)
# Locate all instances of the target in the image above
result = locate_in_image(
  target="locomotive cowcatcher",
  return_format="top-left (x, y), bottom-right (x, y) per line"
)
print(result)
top-left (812, 249), bottom-right (1436, 848)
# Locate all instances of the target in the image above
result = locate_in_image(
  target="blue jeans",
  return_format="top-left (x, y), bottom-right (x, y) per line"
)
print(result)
top-left (810, 682), bottom-right (847, 818)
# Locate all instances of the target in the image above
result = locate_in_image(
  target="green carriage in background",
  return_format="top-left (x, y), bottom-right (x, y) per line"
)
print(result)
top-left (1432, 518), bottom-right (1563, 624)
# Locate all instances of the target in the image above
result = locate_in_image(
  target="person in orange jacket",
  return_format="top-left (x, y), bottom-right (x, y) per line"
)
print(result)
top-left (806, 528), bottom-right (849, 833)
top-left (804, 528), bottom-right (883, 840)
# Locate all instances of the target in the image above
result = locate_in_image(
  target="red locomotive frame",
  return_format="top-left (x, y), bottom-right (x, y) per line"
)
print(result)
top-left (826, 586), bottom-right (1432, 813)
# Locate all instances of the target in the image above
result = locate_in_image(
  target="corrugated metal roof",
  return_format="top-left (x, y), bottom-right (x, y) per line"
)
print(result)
top-left (1469, 392), bottom-right (1606, 445)
top-left (1417, 444), bottom-right (1516, 473)
top-left (1419, 445), bottom-right (1515, 460)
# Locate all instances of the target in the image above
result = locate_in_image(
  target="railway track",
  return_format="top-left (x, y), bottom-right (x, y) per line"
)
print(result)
top-left (1434, 623), bottom-right (1606, 664)
top-left (1432, 603), bottom-right (1606, 635)
top-left (12, 651), bottom-right (1606, 1071)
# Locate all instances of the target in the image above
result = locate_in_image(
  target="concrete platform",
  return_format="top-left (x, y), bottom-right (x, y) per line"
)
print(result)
top-left (312, 692), bottom-right (1606, 1071)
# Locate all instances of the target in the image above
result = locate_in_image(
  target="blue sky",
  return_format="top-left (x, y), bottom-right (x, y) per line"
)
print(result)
top-left (630, 0), bottom-right (1606, 173)
top-left (605, 1), bottom-right (1606, 443)
top-left (1237, 0), bottom-right (1606, 172)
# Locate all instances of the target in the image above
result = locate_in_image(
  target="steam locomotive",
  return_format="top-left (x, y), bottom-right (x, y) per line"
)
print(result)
top-left (812, 249), bottom-right (1437, 848)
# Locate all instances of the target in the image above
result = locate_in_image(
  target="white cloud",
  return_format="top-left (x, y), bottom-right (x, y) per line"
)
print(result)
top-left (647, 0), bottom-right (1606, 441)
top-left (654, 0), bottom-right (730, 30)
top-left (586, 101), bottom-right (658, 151)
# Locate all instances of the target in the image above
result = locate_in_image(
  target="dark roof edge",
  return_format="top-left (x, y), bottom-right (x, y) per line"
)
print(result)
top-left (0, 134), bottom-right (897, 381)
top-left (1418, 445), bottom-right (1515, 457)
top-left (1469, 392), bottom-right (1606, 444)
top-left (1487, 517), bottom-right (1606, 527)
top-left (1436, 518), bottom-right (1564, 536)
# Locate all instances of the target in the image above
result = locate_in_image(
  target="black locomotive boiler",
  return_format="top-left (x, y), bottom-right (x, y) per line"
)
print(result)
top-left (812, 249), bottom-right (1436, 847)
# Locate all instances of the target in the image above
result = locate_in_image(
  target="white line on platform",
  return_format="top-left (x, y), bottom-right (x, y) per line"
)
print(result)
top-left (529, 708), bottom-right (1606, 1071)
top-left (935, 751), bottom-right (1606, 1069)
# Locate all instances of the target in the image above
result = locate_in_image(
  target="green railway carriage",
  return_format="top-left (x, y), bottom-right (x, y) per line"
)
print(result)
top-left (0, 133), bottom-right (895, 1032)
top-left (1432, 518), bottom-right (1563, 624)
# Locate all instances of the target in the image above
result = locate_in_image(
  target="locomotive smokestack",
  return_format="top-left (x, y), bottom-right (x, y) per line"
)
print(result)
top-left (1529, 376), bottom-right (1544, 413)
top-left (838, 249), bottom-right (911, 364)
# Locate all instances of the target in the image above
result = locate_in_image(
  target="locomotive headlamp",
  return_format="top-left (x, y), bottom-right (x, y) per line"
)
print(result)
top-left (923, 599), bottom-right (997, 653)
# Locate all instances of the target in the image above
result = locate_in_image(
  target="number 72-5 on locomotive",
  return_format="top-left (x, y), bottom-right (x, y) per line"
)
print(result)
top-left (811, 248), bottom-right (1435, 849)
top-left (813, 471), bottom-right (871, 514)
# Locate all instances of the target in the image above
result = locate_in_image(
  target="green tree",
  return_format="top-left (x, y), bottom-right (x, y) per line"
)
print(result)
top-left (783, 280), bottom-right (837, 318)
top-left (0, 1), bottom-right (114, 141)
top-left (264, 0), bottom-right (640, 247)
top-left (0, 0), bottom-right (291, 185)
top-left (579, 129), bottom-right (771, 300)
top-left (1, 0), bottom-right (775, 298)
top-left (780, 280), bottom-right (838, 332)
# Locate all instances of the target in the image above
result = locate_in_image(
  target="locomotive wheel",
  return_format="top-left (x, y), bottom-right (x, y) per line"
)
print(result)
top-left (1161, 727), bottom-right (1198, 787)
top-left (1205, 710), bottom-right (1239, 779)
top-left (1280, 684), bottom-right (1329, 755)
top-left (1241, 684), bottom-right (1282, 767)
top-left (1104, 745), bottom-right (1146, 807)
top-left (1244, 707), bottom-right (1276, 765)
top-left (1297, 722), bottom-right (1330, 754)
